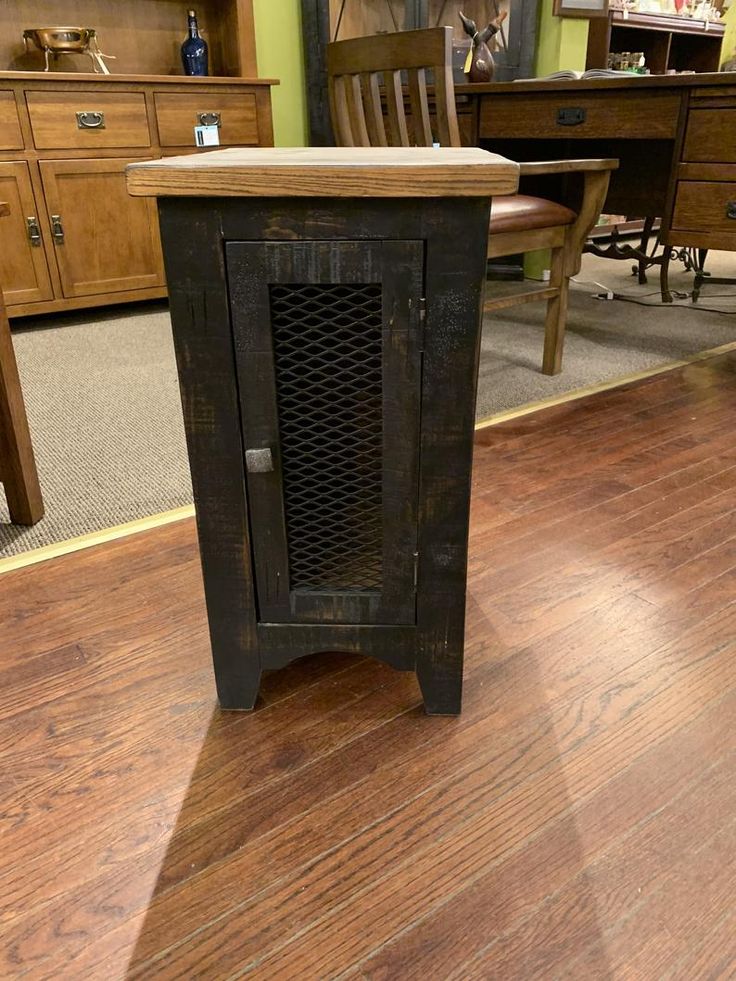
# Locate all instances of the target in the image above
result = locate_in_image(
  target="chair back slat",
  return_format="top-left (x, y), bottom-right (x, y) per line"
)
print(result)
top-left (384, 69), bottom-right (411, 147)
top-left (433, 63), bottom-right (461, 147)
top-left (407, 68), bottom-right (433, 146)
top-left (346, 73), bottom-right (371, 146)
top-left (361, 73), bottom-right (389, 147)
top-left (326, 27), bottom-right (460, 149)
top-left (328, 75), bottom-right (355, 145)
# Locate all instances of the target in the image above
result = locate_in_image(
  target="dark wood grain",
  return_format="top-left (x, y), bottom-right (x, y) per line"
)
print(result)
top-left (2, 351), bottom-right (736, 978)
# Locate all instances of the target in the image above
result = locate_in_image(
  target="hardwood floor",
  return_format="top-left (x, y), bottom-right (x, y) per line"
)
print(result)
top-left (2, 352), bottom-right (736, 979)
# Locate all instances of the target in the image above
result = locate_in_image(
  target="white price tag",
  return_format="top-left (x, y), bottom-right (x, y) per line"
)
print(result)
top-left (194, 124), bottom-right (220, 147)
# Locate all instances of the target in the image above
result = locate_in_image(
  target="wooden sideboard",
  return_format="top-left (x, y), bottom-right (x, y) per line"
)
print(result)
top-left (0, 72), bottom-right (275, 318)
top-left (460, 72), bottom-right (736, 296)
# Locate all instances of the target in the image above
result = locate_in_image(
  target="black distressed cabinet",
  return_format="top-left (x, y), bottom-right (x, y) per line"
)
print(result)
top-left (126, 147), bottom-right (519, 714)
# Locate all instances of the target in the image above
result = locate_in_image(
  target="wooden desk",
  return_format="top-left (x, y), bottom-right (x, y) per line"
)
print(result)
top-left (459, 73), bottom-right (736, 296)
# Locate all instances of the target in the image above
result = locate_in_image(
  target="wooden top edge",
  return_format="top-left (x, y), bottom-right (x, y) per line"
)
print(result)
top-left (126, 147), bottom-right (520, 198)
top-left (0, 70), bottom-right (279, 86)
top-left (458, 70), bottom-right (736, 93)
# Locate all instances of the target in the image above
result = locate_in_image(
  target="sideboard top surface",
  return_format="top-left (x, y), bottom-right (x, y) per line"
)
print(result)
top-left (0, 71), bottom-right (278, 86)
top-left (126, 146), bottom-right (521, 198)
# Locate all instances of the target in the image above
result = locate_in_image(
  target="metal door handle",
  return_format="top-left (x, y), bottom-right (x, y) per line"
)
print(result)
top-left (76, 110), bottom-right (105, 129)
top-left (27, 216), bottom-right (41, 246)
top-left (727, 201), bottom-right (736, 220)
top-left (51, 214), bottom-right (64, 244)
top-left (245, 448), bottom-right (274, 473)
top-left (197, 111), bottom-right (221, 127)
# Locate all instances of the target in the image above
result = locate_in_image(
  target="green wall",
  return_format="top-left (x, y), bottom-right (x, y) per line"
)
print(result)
top-left (534, 0), bottom-right (590, 75)
top-left (253, 0), bottom-right (309, 146)
top-left (722, 4), bottom-right (736, 68)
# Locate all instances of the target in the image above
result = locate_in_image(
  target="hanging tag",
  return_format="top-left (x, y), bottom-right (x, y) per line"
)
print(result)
top-left (194, 124), bottom-right (220, 147)
top-left (464, 47), bottom-right (474, 74)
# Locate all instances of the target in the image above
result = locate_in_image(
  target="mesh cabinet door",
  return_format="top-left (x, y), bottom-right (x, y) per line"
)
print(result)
top-left (226, 239), bottom-right (424, 625)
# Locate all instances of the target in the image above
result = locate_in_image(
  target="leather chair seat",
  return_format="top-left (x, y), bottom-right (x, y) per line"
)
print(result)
top-left (491, 194), bottom-right (577, 235)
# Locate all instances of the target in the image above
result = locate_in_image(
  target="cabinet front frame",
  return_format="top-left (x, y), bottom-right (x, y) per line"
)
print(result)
top-left (0, 74), bottom-right (275, 317)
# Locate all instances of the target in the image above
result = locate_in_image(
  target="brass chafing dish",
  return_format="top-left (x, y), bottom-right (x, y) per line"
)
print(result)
top-left (22, 27), bottom-right (115, 74)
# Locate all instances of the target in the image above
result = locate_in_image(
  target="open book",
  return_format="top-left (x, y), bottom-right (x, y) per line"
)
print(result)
top-left (515, 69), bottom-right (640, 81)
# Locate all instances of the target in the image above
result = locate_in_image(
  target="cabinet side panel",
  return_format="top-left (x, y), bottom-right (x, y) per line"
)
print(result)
top-left (158, 198), bottom-right (261, 709)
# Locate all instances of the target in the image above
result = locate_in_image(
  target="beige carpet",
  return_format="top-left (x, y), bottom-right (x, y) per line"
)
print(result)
top-left (1, 251), bottom-right (734, 557)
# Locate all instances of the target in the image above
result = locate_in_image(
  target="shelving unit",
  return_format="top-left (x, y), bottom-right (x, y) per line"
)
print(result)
top-left (587, 10), bottom-right (725, 74)
top-left (0, 0), bottom-right (258, 78)
top-left (0, 1), bottom-right (277, 319)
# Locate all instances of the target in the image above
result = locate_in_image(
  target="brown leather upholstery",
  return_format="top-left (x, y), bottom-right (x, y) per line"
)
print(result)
top-left (490, 194), bottom-right (576, 235)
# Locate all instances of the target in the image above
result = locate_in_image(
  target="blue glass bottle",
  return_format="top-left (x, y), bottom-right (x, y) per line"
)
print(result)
top-left (181, 9), bottom-right (208, 76)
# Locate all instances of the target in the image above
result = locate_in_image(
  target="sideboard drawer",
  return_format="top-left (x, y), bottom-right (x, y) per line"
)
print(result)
top-left (683, 109), bottom-right (736, 163)
top-left (0, 91), bottom-right (23, 150)
top-left (670, 180), bottom-right (736, 248)
top-left (26, 91), bottom-right (150, 149)
top-left (154, 92), bottom-right (259, 147)
top-left (479, 91), bottom-right (680, 141)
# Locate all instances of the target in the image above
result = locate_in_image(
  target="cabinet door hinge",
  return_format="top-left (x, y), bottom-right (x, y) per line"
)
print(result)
top-left (413, 550), bottom-right (420, 588)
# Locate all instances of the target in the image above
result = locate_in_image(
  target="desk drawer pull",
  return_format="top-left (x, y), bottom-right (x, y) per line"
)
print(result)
top-left (557, 107), bottom-right (586, 126)
top-left (76, 110), bottom-right (106, 129)
top-left (198, 111), bottom-right (221, 127)
top-left (727, 201), bottom-right (736, 220)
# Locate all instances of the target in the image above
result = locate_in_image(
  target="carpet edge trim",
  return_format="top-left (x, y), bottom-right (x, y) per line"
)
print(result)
top-left (474, 340), bottom-right (736, 430)
top-left (0, 505), bottom-right (196, 576)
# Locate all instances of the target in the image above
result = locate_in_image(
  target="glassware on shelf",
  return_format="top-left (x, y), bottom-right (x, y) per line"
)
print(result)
top-left (181, 10), bottom-right (208, 76)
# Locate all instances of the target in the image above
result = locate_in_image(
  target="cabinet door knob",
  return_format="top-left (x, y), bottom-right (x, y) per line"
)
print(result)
top-left (76, 110), bottom-right (105, 129)
top-left (50, 214), bottom-right (65, 245)
top-left (245, 448), bottom-right (274, 473)
top-left (26, 216), bottom-right (41, 246)
top-left (726, 201), bottom-right (736, 220)
top-left (198, 111), bottom-right (221, 127)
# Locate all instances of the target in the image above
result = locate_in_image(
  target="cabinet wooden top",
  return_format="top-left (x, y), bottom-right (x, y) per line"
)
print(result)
top-left (457, 71), bottom-right (736, 95)
top-left (0, 71), bottom-right (278, 86)
top-left (126, 147), bottom-right (520, 198)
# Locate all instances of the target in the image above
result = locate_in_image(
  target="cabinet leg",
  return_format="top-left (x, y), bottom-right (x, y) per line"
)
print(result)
top-left (214, 661), bottom-right (262, 711)
top-left (417, 658), bottom-right (463, 716)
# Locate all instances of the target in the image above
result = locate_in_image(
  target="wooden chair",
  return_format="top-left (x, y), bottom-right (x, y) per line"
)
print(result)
top-left (327, 27), bottom-right (618, 375)
top-left (0, 201), bottom-right (44, 525)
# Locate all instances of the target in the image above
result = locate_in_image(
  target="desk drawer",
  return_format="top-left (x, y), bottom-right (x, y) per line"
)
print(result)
top-left (26, 91), bottom-right (150, 149)
top-left (683, 109), bottom-right (736, 163)
top-left (479, 91), bottom-right (680, 140)
top-left (0, 91), bottom-right (23, 150)
top-left (671, 180), bottom-right (736, 249)
top-left (154, 93), bottom-right (259, 147)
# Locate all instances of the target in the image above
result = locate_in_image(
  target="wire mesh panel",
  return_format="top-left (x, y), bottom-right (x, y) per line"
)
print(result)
top-left (270, 282), bottom-right (384, 591)
top-left (227, 238), bottom-right (423, 625)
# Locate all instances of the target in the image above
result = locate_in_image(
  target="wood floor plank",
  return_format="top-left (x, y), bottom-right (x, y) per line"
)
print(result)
top-left (2, 353), bottom-right (735, 980)
top-left (355, 706), bottom-right (736, 981)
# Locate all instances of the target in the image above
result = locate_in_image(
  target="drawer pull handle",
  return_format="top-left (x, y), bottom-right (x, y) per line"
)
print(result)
top-left (727, 201), bottom-right (736, 220)
top-left (557, 107), bottom-right (586, 126)
top-left (198, 111), bottom-right (221, 127)
top-left (76, 110), bottom-right (105, 129)
top-left (26, 216), bottom-right (41, 247)
top-left (50, 214), bottom-right (64, 245)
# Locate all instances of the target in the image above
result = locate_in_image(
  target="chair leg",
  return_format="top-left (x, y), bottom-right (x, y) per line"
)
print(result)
top-left (542, 245), bottom-right (569, 376)
top-left (0, 294), bottom-right (44, 525)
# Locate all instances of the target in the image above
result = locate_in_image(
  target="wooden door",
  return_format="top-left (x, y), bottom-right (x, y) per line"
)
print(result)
top-left (0, 162), bottom-right (54, 307)
top-left (226, 239), bottom-right (424, 626)
top-left (38, 158), bottom-right (165, 299)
